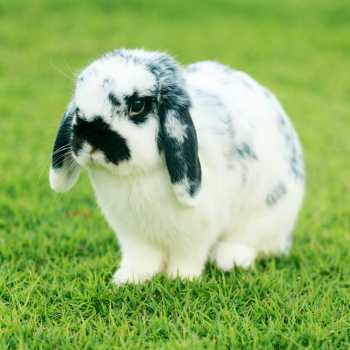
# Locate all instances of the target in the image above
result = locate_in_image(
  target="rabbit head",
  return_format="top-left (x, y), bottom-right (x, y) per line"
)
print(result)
top-left (49, 49), bottom-right (201, 206)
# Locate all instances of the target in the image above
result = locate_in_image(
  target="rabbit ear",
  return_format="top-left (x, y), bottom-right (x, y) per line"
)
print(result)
top-left (49, 107), bottom-right (80, 192)
top-left (158, 92), bottom-right (202, 207)
top-left (148, 54), bottom-right (201, 206)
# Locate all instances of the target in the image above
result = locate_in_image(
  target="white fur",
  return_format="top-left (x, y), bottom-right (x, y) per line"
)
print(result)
top-left (51, 50), bottom-right (305, 285)
top-left (164, 111), bottom-right (188, 143)
top-left (50, 162), bottom-right (80, 192)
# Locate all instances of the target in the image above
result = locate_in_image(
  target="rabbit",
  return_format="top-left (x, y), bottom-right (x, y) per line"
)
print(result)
top-left (49, 49), bottom-right (305, 285)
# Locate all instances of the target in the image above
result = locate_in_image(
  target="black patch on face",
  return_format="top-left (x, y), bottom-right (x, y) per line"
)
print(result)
top-left (52, 111), bottom-right (74, 169)
top-left (108, 93), bottom-right (121, 106)
top-left (72, 116), bottom-right (130, 165)
top-left (266, 182), bottom-right (287, 206)
top-left (125, 92), bottom-right (155, 125)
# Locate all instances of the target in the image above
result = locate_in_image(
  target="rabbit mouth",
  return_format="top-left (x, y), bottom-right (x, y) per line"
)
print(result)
top-left (71, 116), bottom-right (131, 166)
top-left (72, 143), bottom-right (105, 168)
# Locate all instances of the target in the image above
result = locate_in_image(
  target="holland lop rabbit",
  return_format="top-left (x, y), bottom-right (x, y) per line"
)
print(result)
top-left (50, 49), bottom-right (304, 285)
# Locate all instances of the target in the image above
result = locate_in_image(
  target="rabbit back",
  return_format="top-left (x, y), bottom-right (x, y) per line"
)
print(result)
top-left (184, 61), bottom-right (304, 253)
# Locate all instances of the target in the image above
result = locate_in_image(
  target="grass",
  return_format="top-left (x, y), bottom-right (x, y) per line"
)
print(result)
top-left (0, 0), bottom-right (349, 348)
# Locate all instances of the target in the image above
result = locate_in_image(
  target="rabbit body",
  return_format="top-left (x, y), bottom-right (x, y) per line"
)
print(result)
top-left (87, 61), bottom-right (304, 283)
top-left (50, 51), bottom-right (304, 284)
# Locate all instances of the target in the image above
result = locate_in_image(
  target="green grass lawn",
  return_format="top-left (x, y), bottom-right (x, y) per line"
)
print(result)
top-left (1, 0), bottom-right (349, 348)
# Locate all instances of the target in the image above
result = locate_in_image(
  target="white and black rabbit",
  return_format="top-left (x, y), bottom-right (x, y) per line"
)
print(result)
top-left (50, 49), bottom-right (304, 285)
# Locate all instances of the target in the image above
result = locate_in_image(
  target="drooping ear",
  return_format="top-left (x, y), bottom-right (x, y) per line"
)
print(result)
top-left (158, 86), bottom-right (202, 207)
top-left (49, 106), bottom-right (80, 192)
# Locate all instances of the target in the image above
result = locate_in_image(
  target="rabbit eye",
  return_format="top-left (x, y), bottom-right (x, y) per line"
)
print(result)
top-left (129, 99), bottom-right (145, 117)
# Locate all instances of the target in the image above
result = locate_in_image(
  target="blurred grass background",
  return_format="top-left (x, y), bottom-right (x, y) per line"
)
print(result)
top-left (0, 0), bottom-right (349, 349)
